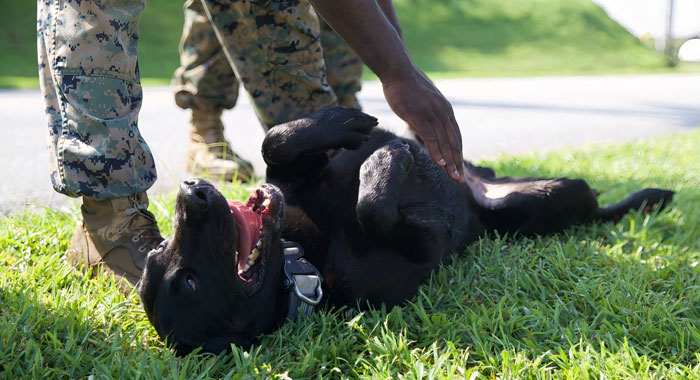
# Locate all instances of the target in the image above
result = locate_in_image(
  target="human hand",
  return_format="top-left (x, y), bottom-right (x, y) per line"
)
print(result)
top-left (307, 0), bottom-right (463, 181)
top-left (382, 67), bottom-right (465, 182)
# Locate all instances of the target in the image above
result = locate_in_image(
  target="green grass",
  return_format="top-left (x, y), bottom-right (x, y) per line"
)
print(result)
top-left (2, 130), bottom-right (699, 378)
top-left (3, 0), bottom-right (700, 88)
top-left (394, 0), bottom-right (697, 77)
top-left (1, 0), bottom-right (182, 89)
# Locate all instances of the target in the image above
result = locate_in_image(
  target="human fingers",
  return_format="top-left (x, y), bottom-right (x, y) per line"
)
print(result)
top-left (416, 119), bottom-right (446, 168)
top-left (432, 115), bottom-right (463, 182)
top-left (445, 108), bottom-right (465, 178)
top-left (427, 94), bottom-right (464, 182)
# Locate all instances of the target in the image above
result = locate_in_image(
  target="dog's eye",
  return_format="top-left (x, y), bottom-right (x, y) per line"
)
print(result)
top-left (185, 275), bottom-right (197, 293)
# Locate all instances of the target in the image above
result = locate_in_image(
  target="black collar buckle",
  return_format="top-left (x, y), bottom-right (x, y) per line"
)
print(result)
top-left (282, 240), bottom-right (323, 320)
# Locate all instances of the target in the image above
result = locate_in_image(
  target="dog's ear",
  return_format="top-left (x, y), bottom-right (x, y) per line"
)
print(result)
top-left (138, 240), bottom-right (169, 320)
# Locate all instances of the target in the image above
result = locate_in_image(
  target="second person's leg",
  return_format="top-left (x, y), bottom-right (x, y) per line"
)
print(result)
top-left (173, 0), bottom-right (254, 181)
top-left (320, 20), bottom-right (363, 109)
top-left (201, 0), bottom-right (337, 130)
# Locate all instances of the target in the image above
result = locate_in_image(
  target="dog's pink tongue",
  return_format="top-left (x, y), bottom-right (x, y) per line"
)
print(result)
top-left (227, 200), bottom-right (261, 260)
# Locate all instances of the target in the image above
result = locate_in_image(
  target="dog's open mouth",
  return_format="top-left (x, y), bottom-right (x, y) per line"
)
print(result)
top-left (227, 185), bottom-right (282, 283)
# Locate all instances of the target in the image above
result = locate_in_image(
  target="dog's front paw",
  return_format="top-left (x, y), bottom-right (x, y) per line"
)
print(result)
top-left (312, 106), bottom-right (378, 149)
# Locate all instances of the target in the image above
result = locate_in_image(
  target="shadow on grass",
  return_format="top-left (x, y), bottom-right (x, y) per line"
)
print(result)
top-left (0, 283), bottom-right (133, 378)
top-left (0, 208), bottom-right (172, 377)
top-left (0, 260), bottom-right (250, 378)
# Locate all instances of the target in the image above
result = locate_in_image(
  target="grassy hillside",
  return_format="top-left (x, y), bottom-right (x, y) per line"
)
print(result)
top-left (1, 0), bottom-right (697, 88)
top-left (394, 0), bottom-right (681, 76)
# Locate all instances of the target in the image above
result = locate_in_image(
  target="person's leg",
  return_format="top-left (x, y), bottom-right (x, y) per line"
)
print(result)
top-left (173, 0), bottom-right (239, 112)
top-left (319, 20), bottom-right (363, 109)
top-left (37, 0), bottom-right (161, 289)
top-left (201, 0), bottom-right (337, 130)
top-left (173, 0), bottom-right (254, 181)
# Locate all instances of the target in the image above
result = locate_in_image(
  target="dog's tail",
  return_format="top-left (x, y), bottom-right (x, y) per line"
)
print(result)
top-left (595, 188), bottom-right (674, 223)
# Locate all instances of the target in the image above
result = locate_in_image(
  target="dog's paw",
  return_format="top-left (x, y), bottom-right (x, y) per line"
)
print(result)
top-left (311, 106), bottom-right (378, 150)
top-left (314, 106), bottom-right (376, 127)
top-left (635, 188), bottom-right (675, 212)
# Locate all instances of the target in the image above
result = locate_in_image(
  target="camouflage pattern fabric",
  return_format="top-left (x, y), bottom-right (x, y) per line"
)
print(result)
top-left (173, 0), bottom-right (363, 115)
top-left (319, 20), bottom-right (363, 109)
top-left (173, 0), bottom-right (240, 112)
top-left (36, 0), bottom-right (362, 199)
top-left (37, 0), bottom-right (156, 199)
top-left (199, 0), bottom-right (356, 129)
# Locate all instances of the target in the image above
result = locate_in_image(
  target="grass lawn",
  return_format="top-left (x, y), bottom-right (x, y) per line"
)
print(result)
top-left (1, 130), bottom-right (699, 378)
top-left (3, 0), bottom-right (700, 88)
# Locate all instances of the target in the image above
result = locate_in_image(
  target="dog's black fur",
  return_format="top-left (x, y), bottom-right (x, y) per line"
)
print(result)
top-left (139, 107), bottom-right (673, 354)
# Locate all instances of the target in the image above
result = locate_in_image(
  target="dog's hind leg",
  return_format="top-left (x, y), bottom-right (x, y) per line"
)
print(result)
top-left (470, 174), bottom-right (675, 236)
top-left (469, 176), bottom-right (601, 235)
top-left (356, 139), bottom-right (414, 243)
top-left (356, 139), bottom-right (454, 264)
top-left (595, 188), bottom-right (674, 223)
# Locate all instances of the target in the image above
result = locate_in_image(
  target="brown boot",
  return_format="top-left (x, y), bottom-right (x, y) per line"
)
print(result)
top-left (187, 109), bottom-right (255, 182)
top-left (66, 192), bottom-right (163, 290)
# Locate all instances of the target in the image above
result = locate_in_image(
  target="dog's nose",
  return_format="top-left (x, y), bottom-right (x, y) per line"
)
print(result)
top-left (181, 178), bottom-right (207, 188)
top-left (180, 179), bottom-right (213, 209)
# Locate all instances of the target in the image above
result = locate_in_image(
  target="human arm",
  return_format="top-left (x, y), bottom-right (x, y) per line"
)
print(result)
top-left (308, 0), bottom-right (465, 182)
top-left (376, 0), bottom-right (402, 39)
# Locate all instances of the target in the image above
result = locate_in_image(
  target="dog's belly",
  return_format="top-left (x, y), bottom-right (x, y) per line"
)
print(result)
top-left (322, 232), bottom-right (440, 307)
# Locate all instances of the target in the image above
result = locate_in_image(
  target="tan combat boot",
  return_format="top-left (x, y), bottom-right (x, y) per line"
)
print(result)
top-left (187, 109), bottom-right (254, 182)
top-left (66, 192), bottom-right (163, 291)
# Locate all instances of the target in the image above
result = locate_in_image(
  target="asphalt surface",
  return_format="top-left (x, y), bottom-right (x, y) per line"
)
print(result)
top-left (1, 74), bottom-right (699, 214)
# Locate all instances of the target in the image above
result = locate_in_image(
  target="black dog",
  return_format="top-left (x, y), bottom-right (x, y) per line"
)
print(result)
top-left (139, 107), bottom-right (673, 354)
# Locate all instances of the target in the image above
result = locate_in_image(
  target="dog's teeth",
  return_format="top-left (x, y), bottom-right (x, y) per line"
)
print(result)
top-left (262, 199), bottom-right (271, 208)
top-left (256, 239), bottom-right (263, 249)
top-left (249, 248), bottom-right (260, 261)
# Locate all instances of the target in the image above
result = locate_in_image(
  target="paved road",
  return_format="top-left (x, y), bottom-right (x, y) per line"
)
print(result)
top-left (1, 74), bottom-right (699, 214)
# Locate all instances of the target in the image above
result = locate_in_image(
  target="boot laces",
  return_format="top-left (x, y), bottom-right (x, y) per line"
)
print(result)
top-left (117, 196), bottom-right (162, 252)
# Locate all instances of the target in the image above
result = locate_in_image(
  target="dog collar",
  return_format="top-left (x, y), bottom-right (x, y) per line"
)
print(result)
top-left (282, 240), bottom-right (323, 321)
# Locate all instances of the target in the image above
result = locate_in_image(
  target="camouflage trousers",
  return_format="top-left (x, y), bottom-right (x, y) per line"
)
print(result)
top-left (37, 0), bottom-right (362, 199)
top-left (173, 0), bottom-right (363, 129)
top-left (37, 0), bottom-right (155, 199)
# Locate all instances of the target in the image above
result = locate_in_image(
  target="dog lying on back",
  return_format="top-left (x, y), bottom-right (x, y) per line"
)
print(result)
top-left (138, 107), bottom-right (673, 354)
